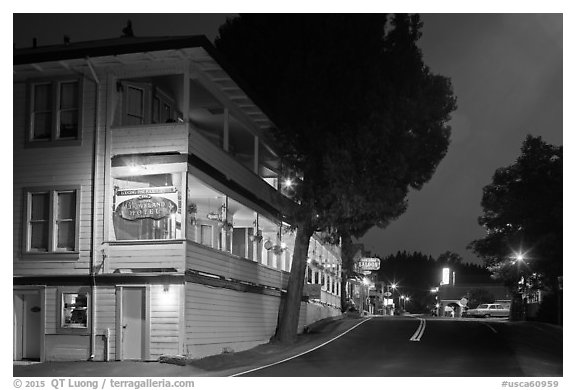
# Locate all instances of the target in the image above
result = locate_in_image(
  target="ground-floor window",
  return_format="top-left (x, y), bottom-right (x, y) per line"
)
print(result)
top-left (61, 292), bottom-right (88, 329)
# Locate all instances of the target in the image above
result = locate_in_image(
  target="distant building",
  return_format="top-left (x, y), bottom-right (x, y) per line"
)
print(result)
top-left (437, 283), bottom-right (511, 317)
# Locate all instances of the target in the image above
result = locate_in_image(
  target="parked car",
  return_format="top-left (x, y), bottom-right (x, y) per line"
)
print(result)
top-left (465, 303), bottom-right (510, 318)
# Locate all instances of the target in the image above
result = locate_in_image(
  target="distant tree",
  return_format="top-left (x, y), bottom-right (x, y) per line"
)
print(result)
top-left (375, 251), bottom-right (441, 312)
top-left (216, 14), bottom-right (456, 343)
top-left (437, 251), bottom-right (463, 266)
top-left (465, 288), bottom-right (495, 309)
top-left (468, 135), bottom-right (562, 292)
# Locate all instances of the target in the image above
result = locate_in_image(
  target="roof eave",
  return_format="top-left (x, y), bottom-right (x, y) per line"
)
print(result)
top-left (13, 35), bottom-right (212, 65)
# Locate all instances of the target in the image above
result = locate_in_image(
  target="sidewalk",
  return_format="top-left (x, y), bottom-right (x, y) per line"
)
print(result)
top-left (14, 315), bottom-right (366, 378)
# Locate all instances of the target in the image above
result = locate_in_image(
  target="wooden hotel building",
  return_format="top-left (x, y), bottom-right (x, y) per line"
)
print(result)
top-left (13, 35), bottom-right (343, 362)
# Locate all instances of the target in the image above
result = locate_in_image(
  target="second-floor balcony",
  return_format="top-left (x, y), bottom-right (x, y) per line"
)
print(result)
top-left (111, 121), bottom-right (295, 220)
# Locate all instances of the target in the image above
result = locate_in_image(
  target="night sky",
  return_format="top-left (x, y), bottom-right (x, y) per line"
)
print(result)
top-left (12, 13), bottom-right (563, 265)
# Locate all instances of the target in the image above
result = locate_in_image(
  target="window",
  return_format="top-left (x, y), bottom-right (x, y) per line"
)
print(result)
top-left (125, 85), bottom-right (145, 125)
top-left (152, 89), bottom-right (178, 124)
top-left (24, 187), bottom-right (80, 255)
top-left (112, 172), bottom-right (183, 241)
top-left (120, 81), bottom-right (181, 126)
top-left (200, 224), bottom-right (213, 246)
top-left (28, 79), bottom-right (82, 143)
top-left (61, 292), bottom-right (88, 329)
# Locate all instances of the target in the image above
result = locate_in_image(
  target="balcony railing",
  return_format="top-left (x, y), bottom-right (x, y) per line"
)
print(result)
top-left (111, 123), bottom-right (189, 156)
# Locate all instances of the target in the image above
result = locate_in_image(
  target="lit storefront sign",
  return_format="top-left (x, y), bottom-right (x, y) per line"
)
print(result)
top-left (357, 257), bottom-right (380, 272)
top-left (441, 267), bottom-right (450, 285)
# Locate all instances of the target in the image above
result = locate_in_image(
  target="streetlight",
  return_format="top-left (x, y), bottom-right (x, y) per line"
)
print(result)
top-left (512, 251), bottom-right (525, 264)
top-left (380, 282), bottom-right (398, 315)
top-left (362, 277), bottom-right (371, 315)
top-left (398, 295), bottom-right (410, 311)
top-left (389, 283), bottom-right (398, 314)
top-left (512, 250), bottom-right (528, 320)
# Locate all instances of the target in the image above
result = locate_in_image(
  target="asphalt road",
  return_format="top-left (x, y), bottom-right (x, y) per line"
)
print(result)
top-left (236, 316), bottom-right (562, 377)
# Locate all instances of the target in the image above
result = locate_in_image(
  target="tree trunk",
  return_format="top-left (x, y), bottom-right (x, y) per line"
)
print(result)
top-left (275, 218), bottom-right (314, 344)
top-left (340, 274), bottom-right (349, 312)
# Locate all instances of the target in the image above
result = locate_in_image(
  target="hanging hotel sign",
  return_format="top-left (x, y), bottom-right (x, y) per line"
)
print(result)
top-left (115, 186), bottom-right (178, 221)
top-left (358, 257), bottom-right (380, 271)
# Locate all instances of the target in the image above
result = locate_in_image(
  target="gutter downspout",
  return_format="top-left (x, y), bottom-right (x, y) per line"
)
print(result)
top-left (86, 57), bottom-right (100, 361)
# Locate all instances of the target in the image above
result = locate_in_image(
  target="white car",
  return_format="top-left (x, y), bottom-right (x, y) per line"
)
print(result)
top-left (465, 303), bottom-right (509, 318)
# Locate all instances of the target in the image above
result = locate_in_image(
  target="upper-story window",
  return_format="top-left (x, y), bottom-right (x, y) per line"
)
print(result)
top-left (28, 78), bottom-right (83, 144)
top-left (120, 81), bottom-right (181, 126)
top-left (23, 187), bottom-right (80, 256)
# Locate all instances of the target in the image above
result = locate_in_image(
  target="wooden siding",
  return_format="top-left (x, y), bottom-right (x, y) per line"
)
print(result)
top-left (13, 79), bottom-right (97, 276)
top-left (45, 335), bottom-right (105, 361)
top-left (184, 282), bottom-right (281, 358)
top-left (44, 287), bottom-right (58, 334)
top-left (105, 242), bottom-right (186, 272)
top-left (186, 240), bottom-right (290, 290)
top-left (149, 284), bottom-right (182, 359)
top-left (298, 301), bottom-right (342, 333)
top-left (94, 286), bottom-right (116, 360)
top-left (111, 123), bottom-right (189, 156)
top-left (42, 286), bottom-right (103, 361)
top-left (321, 290), bottom-right (341, 309)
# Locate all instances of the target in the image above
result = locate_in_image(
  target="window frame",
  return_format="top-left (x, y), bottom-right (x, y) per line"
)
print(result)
top-left (22, 186), bottom-right (81, 260)
top-left (123, 82), bottom-right (147, 125)
top-left (57, 287), bottom-right (90, 335)
top-left (120, 81), bottom-right (182, 126)
top-left (152, 87), bottom-right (177, 124)
top-left (26, 77), bottom-right (84, 147)
top-left (110, 168), bottom-right (185, 243)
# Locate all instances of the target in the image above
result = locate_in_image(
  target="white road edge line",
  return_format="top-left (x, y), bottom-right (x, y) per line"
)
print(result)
top-left (230, 317), bottom-right (373, 377)
top-left (483, 322), bottom-right (498, 334)
top-left (409, 318), bottom-right (426, 342)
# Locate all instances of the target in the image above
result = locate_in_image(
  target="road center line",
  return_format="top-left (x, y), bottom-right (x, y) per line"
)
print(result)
top-left (230, 317), bottom-right (373, 377)
top-left (409, 318), bottom-right (426, 342)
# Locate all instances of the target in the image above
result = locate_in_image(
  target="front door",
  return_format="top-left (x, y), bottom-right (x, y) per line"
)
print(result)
top-left (121, 287), bottom-right (146, 360)
top-left (14, 291), bottom-right (41, 361)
